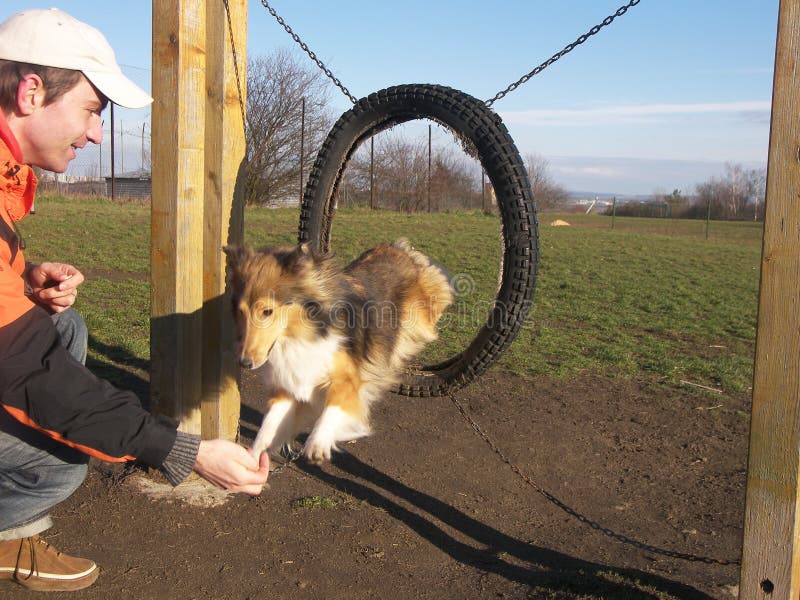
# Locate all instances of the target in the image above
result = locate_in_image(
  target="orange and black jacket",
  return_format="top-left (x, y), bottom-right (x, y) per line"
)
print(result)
top-left (0, 116), bottom-right (186, 473)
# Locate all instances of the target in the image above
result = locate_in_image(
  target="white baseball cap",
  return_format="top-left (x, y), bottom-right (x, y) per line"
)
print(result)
top-left (0, 7), bottom-right (152, 109)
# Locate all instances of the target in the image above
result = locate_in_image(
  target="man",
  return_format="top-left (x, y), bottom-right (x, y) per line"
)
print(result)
top-left (0, 8), bottom-right (269, 592)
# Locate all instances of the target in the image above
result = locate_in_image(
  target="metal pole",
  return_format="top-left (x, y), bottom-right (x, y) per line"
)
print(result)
top-left (99, 120), bottom-right (103, 182)
top-left (141, 123), bottom-right (145, 171)
top-left (299, 96), bottom-right (305, 205)
top-left (110, 103), bottom-right (115, 200)
top-left (369, 136), bottom-right (374, 210)
top-left (481, 168), bottom-right (486, 212)
top-left (427, 123), bottom-right (431, 212)
top-left (705, 197), bottom-right (711, 239)
top-left (120, 119), bottom-right (124, 174)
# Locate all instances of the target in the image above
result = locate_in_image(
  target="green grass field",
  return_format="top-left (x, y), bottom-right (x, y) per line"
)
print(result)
top-left (20, 196), bottom-right (762, 395)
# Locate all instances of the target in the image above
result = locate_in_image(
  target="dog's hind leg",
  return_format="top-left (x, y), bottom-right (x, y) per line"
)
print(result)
top-left (303, 353), bottom-right (371, 463)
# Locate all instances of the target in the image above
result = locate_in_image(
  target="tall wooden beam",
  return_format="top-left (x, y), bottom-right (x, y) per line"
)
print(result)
top-left (740, 0), bottom-right (800, 597)
top-left (150, 0), bottom-right (246, 439)
top-left (202, 0), bottom-right (247, 441)
top-left (151, 1), bottom-right (206, 433)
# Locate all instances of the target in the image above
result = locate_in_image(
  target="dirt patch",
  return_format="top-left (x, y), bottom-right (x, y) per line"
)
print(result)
top-left (3, 371), bottom-right (748, 599)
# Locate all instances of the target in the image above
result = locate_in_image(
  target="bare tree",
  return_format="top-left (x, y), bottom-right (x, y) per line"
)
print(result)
top-left (245, 48), bottom-right (333, 206)
top-left (524, 153), bottom-right (569, 211)
top-left (694, 163), bottom-right (766, 220)
top-left (430, 146), bottom-right (480, 210)
top-left (340, 131), bottom-right (480, 212)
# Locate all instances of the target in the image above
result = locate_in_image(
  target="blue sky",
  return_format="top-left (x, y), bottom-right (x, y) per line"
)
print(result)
top-left (3, 2), bottom-right (780, 195)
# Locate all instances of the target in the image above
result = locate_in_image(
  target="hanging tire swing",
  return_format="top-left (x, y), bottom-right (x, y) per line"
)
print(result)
top-left (298, 84), bottom-right (539, 396)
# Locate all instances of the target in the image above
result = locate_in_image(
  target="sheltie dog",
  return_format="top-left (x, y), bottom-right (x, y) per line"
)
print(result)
top-left (223, 239), bottom-right (453, 463)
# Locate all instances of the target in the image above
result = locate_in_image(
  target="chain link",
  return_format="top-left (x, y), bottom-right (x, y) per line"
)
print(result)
top-left (260, 0), bottom-right (359, 105)
top-left (485, 0), bottom-right (642, 107)
top-left (222, 0), bottom-right (248, 137)
top-left (269, 445), bottom-right (302, 477)
top-left (447, 392), bottom-right (740, 566)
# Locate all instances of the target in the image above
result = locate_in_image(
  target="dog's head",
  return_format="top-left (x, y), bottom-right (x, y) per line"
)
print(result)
top-left (223, 243), bottom-right (329, 369)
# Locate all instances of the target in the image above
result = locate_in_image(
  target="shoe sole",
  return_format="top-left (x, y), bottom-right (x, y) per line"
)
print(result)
top-left (7, 565), bottom-right (99, 592)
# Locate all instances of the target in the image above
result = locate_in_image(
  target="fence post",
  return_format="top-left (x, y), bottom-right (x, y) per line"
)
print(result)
top-left (611, 196), bottom-right (616, 229)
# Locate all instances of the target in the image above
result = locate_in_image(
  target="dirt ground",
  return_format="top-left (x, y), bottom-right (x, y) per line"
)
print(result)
top-left (3, 369), bottom-right (748, 599)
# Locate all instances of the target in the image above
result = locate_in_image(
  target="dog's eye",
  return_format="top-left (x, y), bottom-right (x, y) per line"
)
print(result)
top-left (261, 308), bottom-right (273, 318)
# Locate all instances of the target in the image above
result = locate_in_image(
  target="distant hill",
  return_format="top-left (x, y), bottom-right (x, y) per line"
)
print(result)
top-left (567, 191), bottom-right (651, 203)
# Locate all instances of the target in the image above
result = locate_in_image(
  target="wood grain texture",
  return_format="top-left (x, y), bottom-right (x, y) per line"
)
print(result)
top-left (150, 1), bottom-right (207, 434)
top-left (740, 0), bottom-right (800, 597)
top-left (201, 0), bottom-right (247, 441)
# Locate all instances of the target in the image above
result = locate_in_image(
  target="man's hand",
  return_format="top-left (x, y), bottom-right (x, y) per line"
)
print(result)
top-left (25, 262), bottom-right (84, 313)
top-left (194, 439), bottom-right (270, 495)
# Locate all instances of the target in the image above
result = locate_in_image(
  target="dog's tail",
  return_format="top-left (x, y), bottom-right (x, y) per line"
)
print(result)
top-left (392, 238), bottom-right (454, 330)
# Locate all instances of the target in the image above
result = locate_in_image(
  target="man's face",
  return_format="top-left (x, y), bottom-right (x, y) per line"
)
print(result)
top-left (22, 75), bottom-right (104, 173)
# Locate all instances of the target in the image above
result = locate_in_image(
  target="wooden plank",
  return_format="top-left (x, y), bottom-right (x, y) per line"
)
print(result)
top-left (740, 0), bottom-right (800, 597)
top-left (201, 0), bottom-right (247, 441)
top-left (150, 1), bottom-right (207, 434)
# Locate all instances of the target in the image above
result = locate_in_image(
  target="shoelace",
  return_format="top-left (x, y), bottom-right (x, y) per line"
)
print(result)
top-left (16, 536), bottom-right (55, 580)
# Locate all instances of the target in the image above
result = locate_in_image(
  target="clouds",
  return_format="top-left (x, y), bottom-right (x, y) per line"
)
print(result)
top-left (499, 101), bottom-right (772, 127)
top-left (546, 155), bottom-right (766, 196)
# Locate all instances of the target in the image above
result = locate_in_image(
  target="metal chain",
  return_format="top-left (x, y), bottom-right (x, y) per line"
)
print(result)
top-left (259, 0), bottom-right (643, 108)
top-left (447, 392), bottom-right (741, 566)
top-left (259, 0), bottom-right (358, 105)
top-left (269, 445), bottom-right (301, 477)
top-left (223, 0), bottom-right (248, 137)
top-left (485, 0), bottom-right (642, 107)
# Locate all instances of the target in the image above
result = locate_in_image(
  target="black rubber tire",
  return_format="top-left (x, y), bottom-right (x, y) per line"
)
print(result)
top-left (298, 84), bottom-right (538, 396)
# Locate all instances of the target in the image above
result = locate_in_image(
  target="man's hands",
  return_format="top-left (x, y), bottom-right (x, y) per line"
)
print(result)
top-left (25, 262), bottom-right (84, 313)
top-left (194, 439), bottom-right (270, 496)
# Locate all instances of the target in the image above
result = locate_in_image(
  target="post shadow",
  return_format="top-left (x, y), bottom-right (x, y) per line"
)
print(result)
top-left (86, 333), bottom-right (150, 405)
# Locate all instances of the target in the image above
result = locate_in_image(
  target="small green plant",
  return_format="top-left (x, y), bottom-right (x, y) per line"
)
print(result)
top-left (291, 495), bottom-right (339, 510)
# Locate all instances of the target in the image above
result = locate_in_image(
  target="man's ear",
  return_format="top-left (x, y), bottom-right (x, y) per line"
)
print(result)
top-left (16, 74), bottom-right (45, 116)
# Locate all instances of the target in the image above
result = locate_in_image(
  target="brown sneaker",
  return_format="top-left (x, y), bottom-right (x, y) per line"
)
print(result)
top-left (0, 535), bottom-right (98, 591)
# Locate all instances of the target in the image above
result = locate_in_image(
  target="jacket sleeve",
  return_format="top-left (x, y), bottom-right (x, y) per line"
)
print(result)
top-left (0, 305), bottom-right (178, 468)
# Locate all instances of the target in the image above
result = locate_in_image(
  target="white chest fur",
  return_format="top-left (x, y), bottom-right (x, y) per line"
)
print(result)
top-left (260, 333), bottom-right (343, 401)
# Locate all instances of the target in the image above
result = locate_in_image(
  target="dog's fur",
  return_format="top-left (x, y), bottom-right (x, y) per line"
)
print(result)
top-left (223, 239), bottom-right (453, 462)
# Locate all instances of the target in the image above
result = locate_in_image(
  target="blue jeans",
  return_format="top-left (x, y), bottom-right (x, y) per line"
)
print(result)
top-left (0, 309), bottom-right (89, 541)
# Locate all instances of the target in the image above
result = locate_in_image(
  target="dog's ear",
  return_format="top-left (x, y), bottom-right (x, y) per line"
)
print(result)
top-left (286, 242), bottom-right (314, 274)
top-left (222, 244), bottom-right (238, 263)
top-left (222, 244), bottom-right (251, 267)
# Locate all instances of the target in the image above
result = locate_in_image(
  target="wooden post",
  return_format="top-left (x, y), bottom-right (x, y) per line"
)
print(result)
top-left (739, 0), bottom-right (800, 597)
top-left (201, 0), bottom-right (246, 441)
top-left (150, 0), bottom-right (246, 439)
